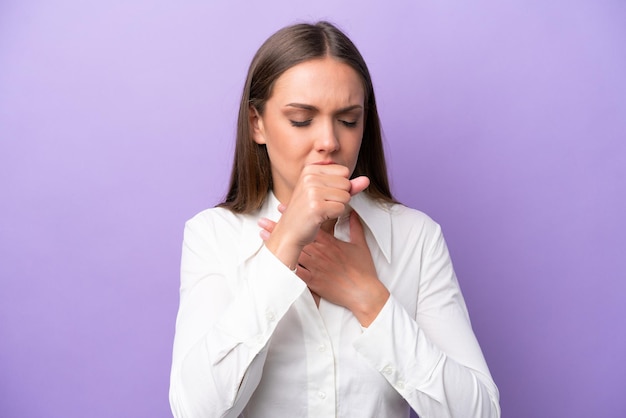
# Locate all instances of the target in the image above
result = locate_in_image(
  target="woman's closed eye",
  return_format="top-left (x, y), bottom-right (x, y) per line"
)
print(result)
top-left (340, 120), bottom-right (358, 128)
top-left (289, 117), bottom-right (359, 128)
top-left (290, 119), bottom-right (312, 127)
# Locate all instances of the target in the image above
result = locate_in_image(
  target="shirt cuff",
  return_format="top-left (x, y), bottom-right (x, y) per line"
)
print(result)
top-left (211, 245), bottom-right (306, 359)
top-left (353, 294), bottom-right (444, 400)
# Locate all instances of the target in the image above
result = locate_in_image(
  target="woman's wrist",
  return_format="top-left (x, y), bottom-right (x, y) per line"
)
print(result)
top-left (264, 224), bottom-right (305, 271)
top-left (351, 285), bottom-right (390, 328)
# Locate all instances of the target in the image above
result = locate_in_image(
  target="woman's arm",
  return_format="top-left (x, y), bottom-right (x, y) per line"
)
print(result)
top-left (169, 213), bottom-right (306, 418)
top-left (353, 223), bottom-right (500, 418)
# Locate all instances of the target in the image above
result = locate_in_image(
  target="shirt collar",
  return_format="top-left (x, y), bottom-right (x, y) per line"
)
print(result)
top-left (349, 192), bottom-right (392, 263)
top-left (238, 191), bottom-right (392, 264)
top-left (239, 192), bottom-right (282, 264)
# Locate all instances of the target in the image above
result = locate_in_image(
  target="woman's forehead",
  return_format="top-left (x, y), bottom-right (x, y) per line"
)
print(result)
top-left (270, 58), bottom-right (365, 107)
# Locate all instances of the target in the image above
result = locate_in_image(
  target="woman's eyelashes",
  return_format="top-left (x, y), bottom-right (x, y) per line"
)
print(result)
top-left (290, 119), bottom-right (312, 127)
top-left (289, 119), bottom-right (358, 128)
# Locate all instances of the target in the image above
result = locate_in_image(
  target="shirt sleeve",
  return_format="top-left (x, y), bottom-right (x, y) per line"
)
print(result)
top-left (169, 213), bottom-right (306, 418)
top-left (352, 223), bottom-right (501, 418)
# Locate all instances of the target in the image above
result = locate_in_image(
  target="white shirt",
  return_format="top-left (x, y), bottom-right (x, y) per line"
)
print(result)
top-left (169, 192), bottom-right (500, 418)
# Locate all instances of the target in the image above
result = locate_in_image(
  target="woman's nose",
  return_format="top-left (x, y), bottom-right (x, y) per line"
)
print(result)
top-left (315, 120), bottom-right (340, 153)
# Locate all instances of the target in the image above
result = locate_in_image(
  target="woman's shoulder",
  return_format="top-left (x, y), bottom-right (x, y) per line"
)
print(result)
top-left (388, 201), bottom-right (432, 220)
top-left (390, 203), bottom-right (442, 240)
top-left (187, 205), bottom-right (245, 225)
top-left (355, 194), bottom-right (443, 249)
top-left (362, 195), bottom-right (441, 233)
top-left (184, 205), bottom-right (254, 241)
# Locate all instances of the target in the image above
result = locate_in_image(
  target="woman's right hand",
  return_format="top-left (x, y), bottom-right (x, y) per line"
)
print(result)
top-left (263, 163), bottom-right (369, 270)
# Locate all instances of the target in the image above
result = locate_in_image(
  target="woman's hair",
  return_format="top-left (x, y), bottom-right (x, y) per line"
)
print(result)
top-left (219, 21), bottom-right (395, 213)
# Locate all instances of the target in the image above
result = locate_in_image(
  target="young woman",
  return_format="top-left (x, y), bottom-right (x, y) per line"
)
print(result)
top-left (170, 21), bottom-right (500, 418)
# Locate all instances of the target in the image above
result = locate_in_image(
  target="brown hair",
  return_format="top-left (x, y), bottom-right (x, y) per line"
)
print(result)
top-left (219, 21), bottom-right (395, 213)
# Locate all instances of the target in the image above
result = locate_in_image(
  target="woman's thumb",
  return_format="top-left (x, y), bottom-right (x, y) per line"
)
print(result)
top-left (349, 176), bottom-right (370, 196)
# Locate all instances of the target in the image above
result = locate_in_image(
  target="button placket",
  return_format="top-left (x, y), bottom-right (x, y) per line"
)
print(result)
top-left (292, 287), bottom-right (337, 416)
top-left (383, 365), bottom-right (394, 375)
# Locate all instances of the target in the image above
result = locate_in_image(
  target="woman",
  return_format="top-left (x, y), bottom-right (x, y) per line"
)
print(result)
top-left (170, 21), bottom-right (500, 418)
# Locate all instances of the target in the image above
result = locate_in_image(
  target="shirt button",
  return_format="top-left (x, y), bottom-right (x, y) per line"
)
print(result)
top-left (318, 344), bottom-right (326, 352)
top-left (318, 391), bottom-right (326, 399)
top-left (396, 380), bottom-right (405, 390)
top-left (266, 311), bottom-right (276, 321)
top-left (382, 366), bottom-right (394, 375)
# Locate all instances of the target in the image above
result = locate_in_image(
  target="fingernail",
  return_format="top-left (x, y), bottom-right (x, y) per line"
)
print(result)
top-left (259, 229), bottom-right (270, 241)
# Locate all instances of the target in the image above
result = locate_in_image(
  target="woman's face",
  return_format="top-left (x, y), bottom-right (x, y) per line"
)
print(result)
top-left (251, 57), bottom-right (365, 203)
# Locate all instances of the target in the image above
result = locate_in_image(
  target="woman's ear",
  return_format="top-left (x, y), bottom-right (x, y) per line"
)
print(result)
top-left (249, 106), bottom-right (266, 145)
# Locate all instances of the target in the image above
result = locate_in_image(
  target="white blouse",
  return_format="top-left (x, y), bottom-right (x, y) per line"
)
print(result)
top-left (169, 192), bottom-right (500, 418)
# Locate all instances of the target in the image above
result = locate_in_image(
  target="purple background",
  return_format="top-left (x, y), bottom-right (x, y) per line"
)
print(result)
top-left (1, 1), bottom-right (624, 417)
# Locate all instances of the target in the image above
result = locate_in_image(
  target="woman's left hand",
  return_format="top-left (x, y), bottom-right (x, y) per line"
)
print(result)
top-left (259, 209), bottom-right (389, 327)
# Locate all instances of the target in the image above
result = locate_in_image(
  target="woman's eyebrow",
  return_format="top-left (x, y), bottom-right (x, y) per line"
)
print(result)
top-left (285, 103), bottom-right (363, 113)
top-left (336, 104), bottom-right (363, 113)
top-left (285, 103), bottom-right (317, 111)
